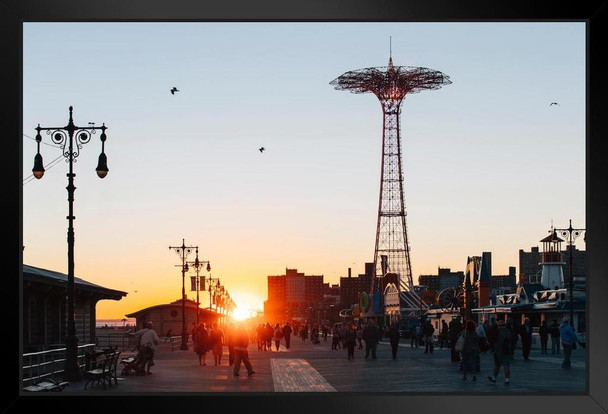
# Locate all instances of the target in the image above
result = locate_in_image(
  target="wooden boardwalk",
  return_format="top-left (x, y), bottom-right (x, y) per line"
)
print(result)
top-left (40, 335), bottom-right (587, 395)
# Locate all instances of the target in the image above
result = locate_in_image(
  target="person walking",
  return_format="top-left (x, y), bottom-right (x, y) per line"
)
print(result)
top-left (256, 323), bottom-right (266, 351)
top-left (362, 319), bottom-right (381, 359)
top-left (331, 323), bottom-right (342, 350)
top-left (300, 323), bottom-right (308, 342)
top-left (439, 320), bottom-right (449, 349)
top-left (209, 322), bottom-right (225, 366)
top-left (508, 318), bottom-right (519, 360)
top-left (225, 322), bottom-right (236, 366)
top-left (343, 322), bottom-right (357, 360)
top-left (488, 319), bottom-right (513, 385)
top-left (475, 319), bottom-right (489, 372)
top-left (133, 321), bottom-right (160, 375)
top-left (388, 322), bottom-right (400, 360)
top-left (539, 320), bottom-right (549, 354)
top-left (519, 317), bottom-right (533, 361)
top-left (488, 318), bottom-right (499, 352)
top-left (559, 317), bottom-right (578, 369)
top-left (264, 322), bottom-right (274, 351)
top-left (233, 323), bottom-right (255, 377)
top-left (194, 322), bottom-right (210, 366)
top-left (411, 325), bottom-right (421, 348)
top-left (449, 316), bottom-right (463, 362)
top-left (282, 322), bottom-right (293, 349)
top-left (190, 322), bottom-right (198, 351)
top-left (422, 319), bottom-right (435, 354)
top-left (549, 319), bottom-right (561, 354)
top-left (460, 320), bottom-right (479, 381)
top-left (356, 324), bottom-right (364, 349)
top-left (273, 323), bottom-right (283, 351)
top-left (321, 324), bottom-right (329, 342)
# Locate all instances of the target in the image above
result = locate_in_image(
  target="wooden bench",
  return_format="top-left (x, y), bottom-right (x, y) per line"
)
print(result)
top-left (23, 377), bottom-right (69, 392)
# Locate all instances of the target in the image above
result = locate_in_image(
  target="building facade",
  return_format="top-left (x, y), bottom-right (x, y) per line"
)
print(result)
top-left (22, 264), bottom-right (127, 353)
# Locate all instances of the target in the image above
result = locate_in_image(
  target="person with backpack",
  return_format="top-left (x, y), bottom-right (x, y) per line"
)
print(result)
top-left (488, 319), bottom-right (513, 385)
top-left (549, 319), bottom-right (561, 354)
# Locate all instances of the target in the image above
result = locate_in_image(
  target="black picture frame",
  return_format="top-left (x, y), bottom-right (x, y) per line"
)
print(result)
top-left (5, 1), bottom-right (607, 413)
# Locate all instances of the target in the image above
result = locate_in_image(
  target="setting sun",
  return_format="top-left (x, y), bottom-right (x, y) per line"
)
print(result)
top-left (231, 307), bottom-right (255, 321)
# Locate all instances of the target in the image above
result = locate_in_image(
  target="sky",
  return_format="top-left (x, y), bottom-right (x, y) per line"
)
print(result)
top-left (21, 22), bottom-right (586, 319)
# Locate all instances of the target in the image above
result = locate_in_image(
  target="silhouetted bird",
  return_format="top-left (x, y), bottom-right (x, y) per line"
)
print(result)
top-left (88, 122), bottom-right (95, 126)
top-left (171, 87), bottom-right (179, 95)
top-left (550, 102), bottom-right (559, 106)
top-left (259, 147), bottom-right (265, 153)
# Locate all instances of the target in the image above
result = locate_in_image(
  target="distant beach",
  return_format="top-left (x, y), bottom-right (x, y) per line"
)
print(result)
top-left (96, 318), bottom-right (136, 329)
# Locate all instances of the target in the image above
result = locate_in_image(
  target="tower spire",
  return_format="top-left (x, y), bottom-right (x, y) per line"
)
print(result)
top-left (388, 36), bottom-right (393, 68)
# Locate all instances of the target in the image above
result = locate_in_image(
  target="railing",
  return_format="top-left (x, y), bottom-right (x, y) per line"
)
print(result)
top-left (158, 336), bottom-right (183, 351)
top-left (22, 343), bottom-right (97, 386)
top-left (95, 333), bottom-right (138, 351)
top-left (95, 333), bottom-right (184, 352)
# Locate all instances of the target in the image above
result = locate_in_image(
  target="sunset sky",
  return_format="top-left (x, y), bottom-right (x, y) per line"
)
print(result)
top-left (22, 22), bottom-right (585, 319)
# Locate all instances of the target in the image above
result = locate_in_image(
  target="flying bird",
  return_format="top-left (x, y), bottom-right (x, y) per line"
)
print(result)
top-left (550, 102), bottom-right (559, 106)
top-left (170, 87), bottom-right (179, 95)
top-left (259, 147), bottom-right (265, 153)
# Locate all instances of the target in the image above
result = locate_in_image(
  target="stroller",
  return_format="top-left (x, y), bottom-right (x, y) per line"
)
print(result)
top-left (120, 342), bottom-right (153, 376)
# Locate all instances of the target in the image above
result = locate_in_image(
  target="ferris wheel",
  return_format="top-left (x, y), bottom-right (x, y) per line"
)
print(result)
top-left (436, 287), bottom-right (464, 311)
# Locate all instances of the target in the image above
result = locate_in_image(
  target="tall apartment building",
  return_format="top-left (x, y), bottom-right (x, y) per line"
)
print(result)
top-left (264, 268), bottom-right (326, 322)
top-left (340, 263), bottom-right (373, 309)
top-left (419, 267), bottom-right (465, 291)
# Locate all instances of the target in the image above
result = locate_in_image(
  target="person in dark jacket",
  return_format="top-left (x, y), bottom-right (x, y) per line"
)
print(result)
top-left (439, 320), bottom-right (449, 349)
top-left (422, 320), bottom-right (435, 354)
top-left (461, 320), bottom-right (479, 380)
top-left (343, 322), bottom-right (357, 360)
top-left (388, 323), bottom-right (400, 360)
top-left (488, 319), bottom-right (513, 385)
top-left (508, 318), bottom-right (519, 359)
top-left (362, 319), bottom-right (381, 359)
top-left (549, 319), bottom-right (561, 354)
top-left (488, 318), bottom-right (499, 352)
top-left (264, 323), bottom-right (274, 351)
top-left (449, 316), bottom-right (463, 362)
top-left (233, 323), bottom-right (255, 377)
top-left (282, 322), bottom-right (293, 349)
top-left (519, 317), bottom-right (533, 360)
top-left (539, 320), bottom-right (549, 354)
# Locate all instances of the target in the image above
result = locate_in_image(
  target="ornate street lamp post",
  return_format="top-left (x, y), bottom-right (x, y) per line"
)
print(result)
top-left (187, 247), bottom-right (210, 325)
top-left (31, 106), bottom-right (108, 381)
top-left (169, 239), bottom-right (197, 350)
top-left (555, 220), bottom-right (585, 327)
top-left (205, 274), bottom-right (220, 311)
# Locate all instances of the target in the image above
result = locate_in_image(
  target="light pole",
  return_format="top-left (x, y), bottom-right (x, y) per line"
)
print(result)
top-left (187, 247), bottom-right (210, 325)
top-left (555, 220), bottom-right (585, 327)
top-left (31, 106), bottom-right (108, 381)
top-left (169, 239), bottom-right (197, 350)
top-left (205, 274), bottom-right (221, 311)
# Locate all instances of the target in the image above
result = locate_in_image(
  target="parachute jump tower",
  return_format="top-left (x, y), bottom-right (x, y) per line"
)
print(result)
top-left (330, 50), bottom-right (451, 301)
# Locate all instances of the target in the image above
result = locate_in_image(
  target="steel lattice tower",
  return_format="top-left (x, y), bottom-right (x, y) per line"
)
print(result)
top-left (331, 55), bottom-right (451, 295)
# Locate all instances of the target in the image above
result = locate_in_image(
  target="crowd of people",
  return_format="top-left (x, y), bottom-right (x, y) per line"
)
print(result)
top-left (438, 314), bottom-right (583, 385)
top-left (131, 313), bottom-right (582, 384)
